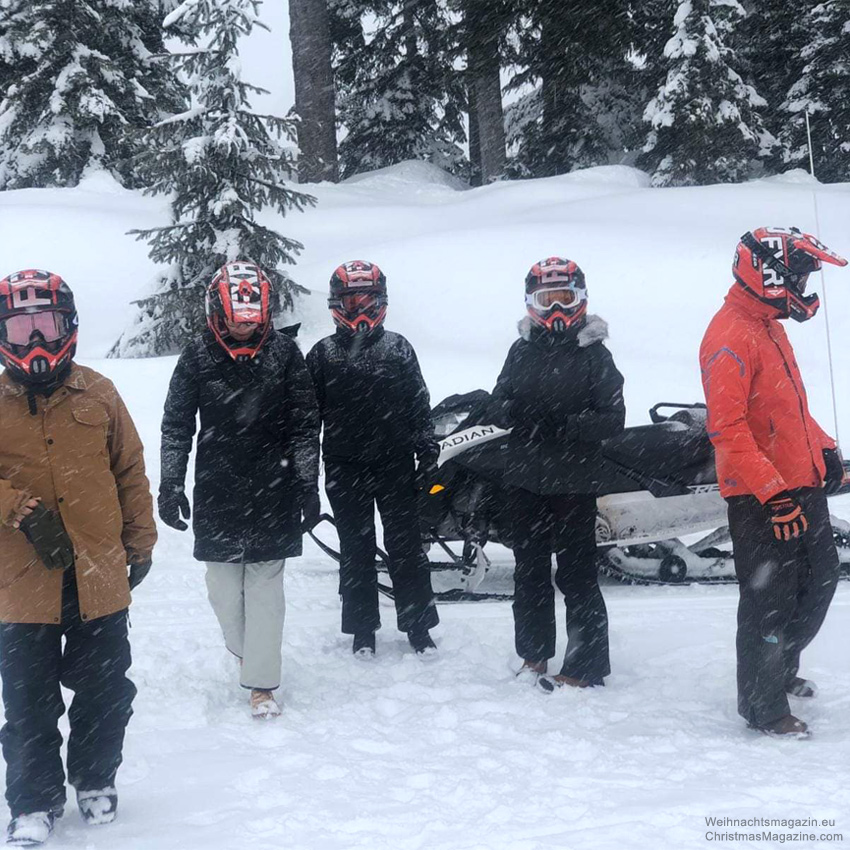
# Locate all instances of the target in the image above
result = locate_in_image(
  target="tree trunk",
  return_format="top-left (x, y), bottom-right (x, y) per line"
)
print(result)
top-left (467, 72), bottom-right (482, 186)
top-left (464, 0), bottom-right (506, 183)
top-left (289, 0), bottom-right (339, 183)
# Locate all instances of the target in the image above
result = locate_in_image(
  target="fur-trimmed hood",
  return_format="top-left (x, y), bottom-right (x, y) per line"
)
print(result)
top-left (518, 314), bottom-right (609, 347)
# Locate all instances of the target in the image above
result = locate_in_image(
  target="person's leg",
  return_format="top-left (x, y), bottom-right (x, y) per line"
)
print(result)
top-left (552, 495), bottom-right (609, 683)
top-left (728, 496), bottom-right (800, 726)
top-left (375, 456), bottom-right (438, 636)
top-left (241, 560), bottom-right (286, 690)
top-left (62, 610), bottom-right (136, 795)
top-left (0, 622), bottom-right (65, 818)
top-left (325, 460), bottom-right (381, 637)
top-left (783, 489), bottom-right (840, 686)
top-left (510, 488), bottom-right (557, 664)
top-left (205, 562), bottom-right (247, 661)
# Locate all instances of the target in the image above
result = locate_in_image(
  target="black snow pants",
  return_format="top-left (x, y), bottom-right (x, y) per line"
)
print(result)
top-left (727, 487), bottom-right (839, 727)
top-left (510, 488), bottom-right (609, 682)
top-left (0, 569), bottom-right (136, 817)
top-left (324, 455), bottom-right (439, 636)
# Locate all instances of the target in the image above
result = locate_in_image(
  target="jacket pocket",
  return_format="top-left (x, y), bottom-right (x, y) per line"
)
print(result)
top-left (71, 405), bottom-right (110, 457)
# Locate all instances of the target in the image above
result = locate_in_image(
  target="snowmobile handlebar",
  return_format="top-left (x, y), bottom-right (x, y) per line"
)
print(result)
top-left (649, 402), bottom-right (708, 425)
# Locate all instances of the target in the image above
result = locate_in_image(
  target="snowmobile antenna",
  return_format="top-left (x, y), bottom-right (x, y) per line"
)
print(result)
top-left (805, 108), bottom-right (841, 450)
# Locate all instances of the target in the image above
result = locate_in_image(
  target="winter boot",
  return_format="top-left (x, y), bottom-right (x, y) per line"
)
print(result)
top-left (77, 788), bottom-right (117, 826)
top-left (6, 812), bottom-right (58, 846)
top-left (352, 632), bottom-right (376, 659)
top-left (250, 689), bottom-right (281, 719)
top-left (515, 660), bottom-right (547, 686)
top-left (537, 674), bottom-right (604, 694)
top-left (408, 629), bottom-right (437, 660)
top-left (749, 714), bottom-right (810, 739)
top-left (786, 677), bottom-right (817, 698)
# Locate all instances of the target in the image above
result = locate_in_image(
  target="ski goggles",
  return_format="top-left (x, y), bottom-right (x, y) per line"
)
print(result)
top-left (333, 291), bottom-right (386, 314)
top-left (1, 311), bottom-right (69, 345)
top-left (525, 286), bottom-right (587, 312)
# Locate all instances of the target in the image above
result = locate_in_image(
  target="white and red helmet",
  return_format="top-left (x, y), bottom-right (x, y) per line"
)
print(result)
top-left (205, 261), bottom-right (272, 360)
top-left (328, 261), bottom-right (388, 335)
top-left (0, 269), bottom-right (78, 384)
top-left (733, 227), bottom-right (848, 322)
top-left (525, 257), bottom-right (588, 334)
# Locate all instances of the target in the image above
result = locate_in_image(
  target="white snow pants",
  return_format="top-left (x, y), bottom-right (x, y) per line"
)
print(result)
top-left (204, 559), bottom-right (286, 691)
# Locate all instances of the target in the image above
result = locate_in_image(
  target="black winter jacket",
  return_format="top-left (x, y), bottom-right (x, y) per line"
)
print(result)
top-left (489, 315), bottom-right (626, 495)
top-left (306, 328), bottom-right (437, 463)
top-left (161, 330), bottom-right (320, 563)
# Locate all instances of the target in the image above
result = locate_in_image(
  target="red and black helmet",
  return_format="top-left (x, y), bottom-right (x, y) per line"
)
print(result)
top-left (525, 257), bottom-right (588, 334)
top-left (328, 261), bottom-right (388, 335)
top-left (205, 261), bottom-right (272, 361)
top-left (0, 269), bottom-right (78, 384)
top-left (733, 227), bottom-right (848, 323)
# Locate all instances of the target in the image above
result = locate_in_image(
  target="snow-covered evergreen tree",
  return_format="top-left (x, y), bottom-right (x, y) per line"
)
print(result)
top-left (334, 0), bottom-right (467, 178)
top-left (781, 1), bottom-right (850, 182)
top-left (640, 0), bottom-right (776, 186)
top-left (0, 0), bottom-right (186, 189)
top-left (110, 0), bottom-right (314, 358)
top-left (505, 0), bottom-right (633, 177)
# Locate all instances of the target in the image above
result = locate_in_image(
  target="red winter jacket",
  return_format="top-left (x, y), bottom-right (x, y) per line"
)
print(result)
top-left (700, 284), bottom-right (835, 504)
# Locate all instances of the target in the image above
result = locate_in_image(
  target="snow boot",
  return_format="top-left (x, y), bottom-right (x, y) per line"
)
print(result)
top-left (408, 629), bottom-right (437, 660)
top-left (515, 660), bottom-right (546, 686)
top-left (749, 714), bottom-right (810, 739)
top-left (537, 674), bottom-right (604, 694)
top-left (6, 812), bottom-right (58, 846)
top-left (77, 788), bottom-right (117, 826)
top-left (250, 689), bottom-right (281, 719)
top-left (352, 632), bottom-right (376, 659)
top-left (786, 677), bottom-right (817, 698)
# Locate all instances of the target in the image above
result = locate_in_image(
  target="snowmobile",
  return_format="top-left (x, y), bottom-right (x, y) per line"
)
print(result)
top-left (309, 390), bottom-right (850, 601)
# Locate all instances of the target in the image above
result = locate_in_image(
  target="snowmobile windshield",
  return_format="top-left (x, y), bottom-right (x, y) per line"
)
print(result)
top-left (527, 286), bottom-right (585, 311)
top-left (1, 311), bottom-right (68, 345)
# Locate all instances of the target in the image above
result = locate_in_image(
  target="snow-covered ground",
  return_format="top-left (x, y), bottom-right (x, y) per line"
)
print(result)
top-left (2, 165), bottom-right (850, 848)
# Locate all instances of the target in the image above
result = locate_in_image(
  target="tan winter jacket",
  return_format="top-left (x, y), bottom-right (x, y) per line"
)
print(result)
top-left (0, 364), bottom-right (156, 624)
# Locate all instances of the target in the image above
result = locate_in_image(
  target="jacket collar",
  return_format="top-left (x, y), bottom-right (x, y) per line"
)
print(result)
top-left (724, 282), bottom-right (783, 323)
top-left (0, 362), bottom-right (87, 397)
top-left (518, 314), bottom-right (609, 348)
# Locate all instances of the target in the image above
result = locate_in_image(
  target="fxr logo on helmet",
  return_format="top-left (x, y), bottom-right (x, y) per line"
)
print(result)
top-left (0, 269), bottom-right (78, 383)
top-left (733, 227), bottom-right (848, 323)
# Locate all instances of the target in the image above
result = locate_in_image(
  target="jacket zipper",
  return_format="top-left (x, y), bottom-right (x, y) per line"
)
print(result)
top-left (766, 326), bottom-right (820, 479)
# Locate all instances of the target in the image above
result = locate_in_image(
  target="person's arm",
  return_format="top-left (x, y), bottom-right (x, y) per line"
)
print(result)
top-left (486, 344), bottom-right (517, 429)
top-left (284, 344), bottom-right (321, 492)
top-left (160, 348), bottom-right (200, 489)
top-left (569, 345), bottom-right (626, 442)
top-left (304, 343), bottom-right (325, 421)
top-left (701, 341), bottom-right (787, 503)
top-left (108, 388), bottom-right (157, 564)
top-left (402, 340), bottom-right (438, 461)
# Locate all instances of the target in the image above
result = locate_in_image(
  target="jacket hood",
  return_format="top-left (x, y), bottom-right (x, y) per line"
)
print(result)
top-left (518, 314), bottom-right (609, 347)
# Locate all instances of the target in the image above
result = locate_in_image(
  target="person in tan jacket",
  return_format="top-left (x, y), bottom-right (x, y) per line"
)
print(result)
top-left (0, 269), bottom-right (156, 846)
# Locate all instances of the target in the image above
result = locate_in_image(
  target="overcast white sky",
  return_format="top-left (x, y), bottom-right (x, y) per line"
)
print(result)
top-left (241, 0), bottom-right (295, 117)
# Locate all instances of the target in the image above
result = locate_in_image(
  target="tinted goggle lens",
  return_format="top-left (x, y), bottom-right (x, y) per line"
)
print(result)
top-left (340, 292), bottom-right (380, 313)
top-left (2, 311), bottom-right (67, 345)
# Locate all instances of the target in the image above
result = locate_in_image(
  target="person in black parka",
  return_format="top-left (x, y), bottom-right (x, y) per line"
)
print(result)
top-left (305, 261), bottom-right (439, 658)
top-left (159, 262), bottom-right (319, 718)
top-left (489, 257), bottom-right (625, 691)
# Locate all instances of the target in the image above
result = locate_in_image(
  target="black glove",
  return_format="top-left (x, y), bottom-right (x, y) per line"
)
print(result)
top-left (158, 481), bottom-right (190, 531)
top-left (416, 451), bottom-right (440, 493)
top-left (301, 487), bottom-right (321, 532)
top-left (19, 503), bottom-right (75, 571)
top-left (767, 492), bottom-right (808, 542)
top-left (129, 559), bottom-right (152, 590)
top-left (822, 448), bottom-right (845, 495)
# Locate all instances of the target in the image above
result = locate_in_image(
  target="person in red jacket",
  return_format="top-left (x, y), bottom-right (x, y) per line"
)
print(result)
top-left (700, 226), bottom-right (848, 738)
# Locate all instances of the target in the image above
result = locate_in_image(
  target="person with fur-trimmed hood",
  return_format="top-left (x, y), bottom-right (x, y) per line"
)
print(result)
top-left (489, 257), bottom-right (625, 692)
